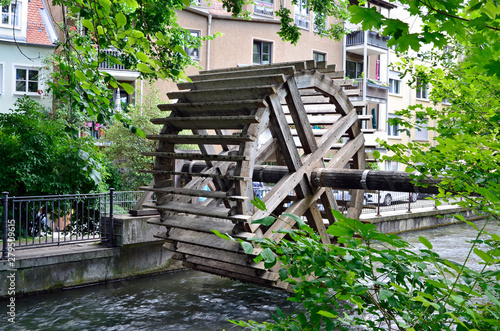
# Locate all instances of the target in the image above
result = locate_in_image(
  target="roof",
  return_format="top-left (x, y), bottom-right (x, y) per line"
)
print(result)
top-left (26, 0), bottom-right (58, 45)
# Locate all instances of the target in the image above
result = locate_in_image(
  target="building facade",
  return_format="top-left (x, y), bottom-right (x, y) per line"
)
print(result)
top-left (0, 0), bottom-right (57, 112)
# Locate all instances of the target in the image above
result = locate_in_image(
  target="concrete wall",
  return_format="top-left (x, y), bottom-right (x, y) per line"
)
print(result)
top-left (366, 207), bottom-right (483, 234)
top-left (0, 215), bottom-right (183, 298)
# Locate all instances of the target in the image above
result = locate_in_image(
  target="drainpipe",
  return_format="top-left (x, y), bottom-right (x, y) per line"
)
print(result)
top-left (362, 2), bottom-right (368, 120)
top-left (206, 14), bottom-right (212, 70)
top-left (342, 23), bottom-right (346, 78)
top-left (385, 8), bottom-right (391, 136)
top-left (363, 30), bottom-right (368, 121)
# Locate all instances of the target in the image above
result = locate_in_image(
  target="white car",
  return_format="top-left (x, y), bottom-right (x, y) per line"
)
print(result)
top-left (364, 191), bottom-right (418, 206)
top-left (334, 190), bottom-right (418, 206)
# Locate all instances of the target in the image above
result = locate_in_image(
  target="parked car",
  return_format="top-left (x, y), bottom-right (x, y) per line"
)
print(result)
top-left (364, 191), bottom-right (418, 206)
top-left (334, 190), bottom-right (418, 206)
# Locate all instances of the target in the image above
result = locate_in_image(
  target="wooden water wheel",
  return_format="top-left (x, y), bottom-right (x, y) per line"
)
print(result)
top-left (141, 60), bottom-right (371, 289)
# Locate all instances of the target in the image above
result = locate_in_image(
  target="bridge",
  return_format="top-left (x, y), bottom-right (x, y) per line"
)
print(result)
top-left (138, 61), bottom-right (438, 289)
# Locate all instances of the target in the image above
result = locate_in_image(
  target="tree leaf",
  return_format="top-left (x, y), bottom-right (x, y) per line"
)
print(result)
top-left (240, 241), bottom-right (253, 254)
top-left (252, 216), bottom-right (276, 226)
top-left (119, 82), bottom-right (134, 95)
top-left (136, 63), bottom-right (154, 74)
top-left (474, 248), bottom-right (493, 263)
top-left (115, 13), bottom-right (127, 28)
top-left (379, 289), bottom-right (393, 300)
top-left (317, 310), bottom-right (337, 318)
top-left (81, 19), bottom-right (94, 32)
top-left (419, 236), bottom-right (433, 249)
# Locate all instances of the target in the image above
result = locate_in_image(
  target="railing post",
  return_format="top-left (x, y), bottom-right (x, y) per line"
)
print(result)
top-left (407, 192), bottom-right (412, 213)
top-left (376, 191), bottom-right (381, 217)
top-left (2, 192), bottom-right (9, 260)
top-left (108, 188), bottom-right (114, 247)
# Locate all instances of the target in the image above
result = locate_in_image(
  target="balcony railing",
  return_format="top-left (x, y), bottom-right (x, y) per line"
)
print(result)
top-left (295, 14), bottom-right (310, 29)
top-left (98, 49), bottom-right (128, 70)
top-left (254, 1), bottom-right (274, 16)
top-left (345, 78), bottom-right (389, 101)
top-left (346, 30), bottom-right (389, 49)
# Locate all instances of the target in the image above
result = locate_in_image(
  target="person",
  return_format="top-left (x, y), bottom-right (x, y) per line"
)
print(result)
top-left (31, 206), bottom-right (47, 236)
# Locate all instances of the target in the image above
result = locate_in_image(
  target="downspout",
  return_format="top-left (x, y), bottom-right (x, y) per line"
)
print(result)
top-left (362, 2), bottom-right (368, 120)
top-left (206, 14), bottom-right (212, 70)
top-left (342, 22), bottom-right (346, 79)
top-left (385, 8), bottom-right (391, 135)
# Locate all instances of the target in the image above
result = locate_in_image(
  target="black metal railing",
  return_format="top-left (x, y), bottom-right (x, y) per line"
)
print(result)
top-left (0, 190), bottom-right (153, 252)
top-left (346, 30), bottom-right (389, 49)
top-left (99, 49), bottom-right (128, 70)
top-left (253, 186), bottom-right (449, 216)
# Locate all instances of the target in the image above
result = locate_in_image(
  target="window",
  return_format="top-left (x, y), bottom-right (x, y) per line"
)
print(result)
top-left (346, 60), bottom-right (363, 79)
top-left (385, 161), bottom-right (399, 172)
top-left (389, 78), bottom-right (401, 94)
top-left (313, 51), bottom-right (326, 63)
top-left (387, 114), bottom-right (400, 137)
top-left (254, 0), bottom-right (274, 16)
top-left (313, 12), bottom-right (326, 33)
top-left (185, 30), bottom-right (200, 60)
top-left (0, 63), bottom-right (3, 94)
top-left (253, 40), bottom-right (272, 65)
top-left (294, 0), bottom-right (309, 29)
top-left (416, 78), bottom-right (429, 99)
top-left (1, 2), bottom-right (20, 27)
top-left (15, 67), bottom-right (39, 94)
top-left (415, 119), bottom-right (428, 141)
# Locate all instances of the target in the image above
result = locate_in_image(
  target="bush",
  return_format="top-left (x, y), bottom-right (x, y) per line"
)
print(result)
top-left (228, 209), bottom-right (500, 330)
top-left (0, 97), bottom-right (106, 196)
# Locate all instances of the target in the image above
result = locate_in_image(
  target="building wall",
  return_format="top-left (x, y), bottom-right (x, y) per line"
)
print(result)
top-left (146, 7), bottom-right (344, 102)
top-left (0, 42), bottom-right (54, 112)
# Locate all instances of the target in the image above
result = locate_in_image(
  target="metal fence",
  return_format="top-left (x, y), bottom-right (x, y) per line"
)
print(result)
top-left (253, 186), bottom-right (449, 216)
top-left (1, 190), bottom-right (151, 255)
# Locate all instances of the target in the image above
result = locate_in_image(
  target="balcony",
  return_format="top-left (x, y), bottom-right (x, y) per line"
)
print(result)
top-left (254, 0), bottom-right (274, 16)
top-left (345, 30), bottom-right (389, 56)
top-left (345, 78), bottom-right (389, 105)
top-left (98, 49), bottom-right (140, 81)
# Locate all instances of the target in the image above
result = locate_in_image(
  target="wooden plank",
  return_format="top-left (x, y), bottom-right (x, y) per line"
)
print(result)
top-left (191, 66), bottom-right (296, 82)
top-left (141, 186), bottom-right (249, 201)
top-left (177, 74), bottom-right (286, 91)
top-left (324, 71), bottom-right (344, 79)
top-left (143, 201), bottom-right (252, 222)
top-left (167, 86), bottom-right (277, 103)
top-left (263, 134), bottom-right (365, 241)
top-left (157, 99), bottom-right (267, 115)
top-left (285, 114), bottom-right (372, 125)
top-left (140, 169), bottom-right (251, 181)
top-left (198, 60), bottom-right (312, 74)
top-left (184, 255), bottom-right (278, 280)
top-left (284, 76), bottom-right (317, 154)
top-left (167, 228), bottom-right (243, 252)
top-left (150, 115), bottom-right (260, 129)
top-left (142, 151), bottom-right (248, 161)
top-left (317, 64), bottom-right (337, 73)
top-left (140, 186), bottom-right (249, 201)
top-left (146, 134), bottom-right (255, 145)
top-left (147, 216), bottom-right (255, 238)
top-left (251, 109), bottom-right (359, 227)
top-left (190, 264), bottom-right (282, 288)
top-left (176, 243), bottom-right (263, 268)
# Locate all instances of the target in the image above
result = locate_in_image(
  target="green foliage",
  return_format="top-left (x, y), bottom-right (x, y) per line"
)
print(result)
top-left (100, 88), bottom-right (164, 191)
top-left (0, 97), bottom-right (106, 195)
top-left (48, 0), bottom-right (216, 135)
top-left (232, 210), bottom-right (500, 330)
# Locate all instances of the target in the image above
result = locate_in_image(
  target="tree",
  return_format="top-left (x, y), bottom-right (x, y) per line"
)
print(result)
top-left (48, 0), bottom-right (214, 135)
top-left (0, 97), bottom-right (107, 196)
top-left (221, 0), bottom-right (500, 329)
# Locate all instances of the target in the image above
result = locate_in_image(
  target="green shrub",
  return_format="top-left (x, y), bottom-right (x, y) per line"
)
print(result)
top-left (0, 97), bottom-right (106, 196)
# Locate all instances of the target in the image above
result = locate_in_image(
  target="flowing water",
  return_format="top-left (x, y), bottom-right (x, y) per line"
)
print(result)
top-left (2, 219), bottom-right (497, 331)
